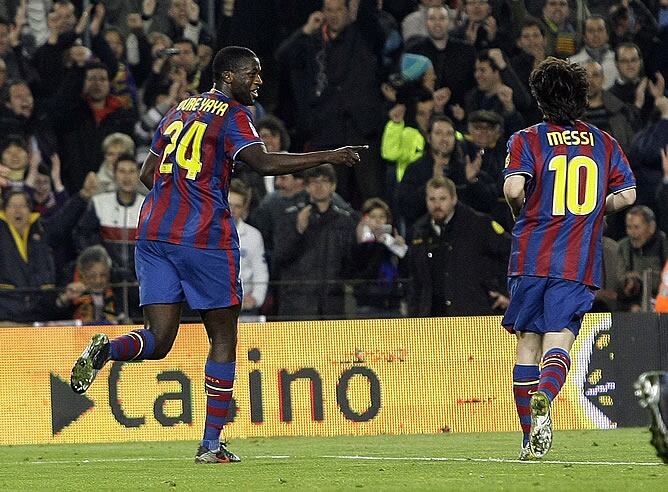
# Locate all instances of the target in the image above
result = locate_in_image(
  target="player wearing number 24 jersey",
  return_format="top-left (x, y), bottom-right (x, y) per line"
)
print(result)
top-left (136, 90), bottom-right (261, 250)
top-left (500, 58), bottom-right (635, 462)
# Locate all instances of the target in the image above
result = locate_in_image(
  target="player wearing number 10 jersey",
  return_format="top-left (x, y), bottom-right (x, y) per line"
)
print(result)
top-left (501, 58), bottom-right (636, 461)
top-left (70, 46), bottom-right (366, 463)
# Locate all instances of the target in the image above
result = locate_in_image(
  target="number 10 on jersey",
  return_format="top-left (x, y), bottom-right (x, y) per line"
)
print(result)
top-left (548, 155), bottom-right (598, 216)
top-left (159, 120), bottom-right (207, 180)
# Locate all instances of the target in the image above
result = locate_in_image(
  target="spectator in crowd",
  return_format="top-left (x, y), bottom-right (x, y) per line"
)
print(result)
top-left (145, 0), bottom-right (210, 46)
top-left (73, 154), bottom-right (144, 318)
top-left (570, 15), bottom-right (619, 90)
top-left (353, 197), bottom-right (407, 317)
top-left (534, 0), bottom-right (582, 58)
top-left (407, 175), bottom-right (510, 316)
top-left (95, 133), bottom-right (136, 194)
top-left (0, 79), bottom-right (57, 161)
top-left (0, 9), bottom-right (37, 83)
top-left (402, 0), bottom-right (444, 43)
top-left (616, 205), bottom-right (668, 311)
top-left (255, 114), bottom-right (291, 194)
top-left (49, 60), bottom-right (137, 193)
top-left (609, 42), bottom-right (664, 126)
top-left (592, 223), bottom-right (621, 312)
top-left (53, 245), bottom-right (123, 324)
top-left (397, 115), bottom-right (498, 232)
top-left (24, 153), bottom-right (68, 218)
top-left (0, 137), bottom-right (29, 184)
top-left (273, 164), bottom-right (356, 320)
top-left (0, 181), bottom-right (97, 323)
top-left (462, 49), bottom-right (529, 137)
top-left (657, 145), bottom-right (668, 236)
top-left (462, 109), bottom-right (508, 189)
top-left (276, 0), bottom-right (386, 203)
top-left (582, 60), bottom-right (636, 153)
top-left (608, 1), bottom-right (659, 58)
top-left (381, 52), bottom-right (437, 106)
top-left (228, 179), bottom-right (269, 316)
top-left (404, 6), bottom-right (476, 106)
top-left (381, 85), bottom-right (433, 187)
top-left (450, 0), bottom-right (513, 53)
top-left (628, 84), bottom-right (668, 208)
top-left (510, 18), bottom-right (548, 95)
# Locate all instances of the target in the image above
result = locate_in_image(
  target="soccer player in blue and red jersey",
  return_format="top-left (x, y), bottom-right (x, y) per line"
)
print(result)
top-left (70, 46), bottom-right (366, 463)
top-left (501, 57), bottom-right (636, 460)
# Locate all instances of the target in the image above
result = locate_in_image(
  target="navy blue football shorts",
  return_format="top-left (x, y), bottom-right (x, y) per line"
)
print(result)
top-left (135, 239), bottom-right (242, 309)
top-left (501, 276), bottom-right (595, 337)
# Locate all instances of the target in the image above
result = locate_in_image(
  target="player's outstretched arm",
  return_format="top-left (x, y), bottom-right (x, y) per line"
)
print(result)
top-left (503, 174), bottom-right (526, 220)
top-left (140, 152), bottom-right (159, 190)
top-left (605, 188), bottom-right (636, 215)
top-left (238, 143), bottom-right (368, 176)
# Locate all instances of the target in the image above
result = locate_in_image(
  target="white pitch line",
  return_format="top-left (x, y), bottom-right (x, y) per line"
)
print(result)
top-left (1, 455), bottom-right (663, 467)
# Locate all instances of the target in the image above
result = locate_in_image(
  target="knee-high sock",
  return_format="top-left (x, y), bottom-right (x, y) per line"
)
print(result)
top-left (513, 364), bottom-right (540, 446)
top-left (202, 359), bottom-right (236, 450)
top-left (109, 329), bottom-right (156, 361)
top-left (538, 348), bottom-right (571, 403)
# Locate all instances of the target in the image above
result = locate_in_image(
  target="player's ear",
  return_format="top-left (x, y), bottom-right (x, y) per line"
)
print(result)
top-left (222, 70), bottom-right (233, 84)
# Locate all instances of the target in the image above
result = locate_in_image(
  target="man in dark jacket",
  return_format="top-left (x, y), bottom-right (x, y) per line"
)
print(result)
top-left (273, 164), bottom-right (356, 320)
top-left (408, 175), bottom-right (510, 317)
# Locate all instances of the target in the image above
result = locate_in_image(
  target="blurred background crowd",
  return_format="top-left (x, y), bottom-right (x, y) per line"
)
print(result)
top-left (0, 0), bottom-right (667, 325)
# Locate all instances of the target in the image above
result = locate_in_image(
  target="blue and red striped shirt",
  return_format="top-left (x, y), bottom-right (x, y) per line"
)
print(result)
top-left (136, 89), bottom-right (263, 249)
top-left (502, 120), bottom-right (635, 288)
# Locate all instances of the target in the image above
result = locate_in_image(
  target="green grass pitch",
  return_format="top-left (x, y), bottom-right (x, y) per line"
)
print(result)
top-left (1, 429), bottom-right (666, 490)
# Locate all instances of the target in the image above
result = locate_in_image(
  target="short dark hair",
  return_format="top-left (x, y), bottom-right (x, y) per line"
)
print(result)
top-left (2, 189), bottom-right (32, 210)
top-left (113, 153), bottom-right (137, 173)
top-left (529, 57), bottom-right (588, 124)
top-left (212, 46), bottom-right (258, 82)
top-left (614, 42), bottom-right (642, 62)
top-left (627, 205), bottom-right (655, 225)
top-left (519, 17), bottom-right (544, 37)
top-left (84, 61), bottom-right (111, 78)
top-left (256, 115), bottom-right (291, 151)
top-left (0, 79), bottom-right (30, 104)
top-left (304, 164), bottom-right (337, 184)
top-left (476, 50), bottom-right (501, 72)
top-left (428, 114), bottom-right (454, 133)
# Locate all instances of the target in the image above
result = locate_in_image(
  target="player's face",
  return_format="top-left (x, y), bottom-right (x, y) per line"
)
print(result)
top-left (1, 143), bottom-right (28, 170)
top-left (114, 160), bottom-right (139, 193)
top-left (4, 194), bottom-right (31, 232)
top-left (429, 120), bottom-right (456, 156)
top-left (426, 7), bottom-right (449, 41)
top-left (626, 214), bottom-right (655, 248)
top-left (259, 128), bottom-right (282, 153)
top-left (306, 176), bottom-right (336, 204)
top-left (228, 191), bottom-right (248, 222)
top-left (230, 57), bottom-right (262, 106)
top-left (83, 68), bottom-right (110, 102)
top-left (8, 84), bottom-right (34, 118)
top-left (426, 186), bottom-right (456, 222)
top-left (81, 262), bottom-right (110, 294)
top-left (543, 0), bottom-right (569, 25)
top-left (616, 46), bottom-right (641, 80)
top-left (584, 18), bottom-right (608, 49)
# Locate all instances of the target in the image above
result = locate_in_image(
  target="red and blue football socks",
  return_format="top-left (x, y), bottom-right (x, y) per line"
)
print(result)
top-left (538, 348), bottom-right (571, 403)
top-left (513, 364), bottom-right (540, 446)
top-left (202, 359), bottom-right (236, 451)
top-left (109, 329), bottom-right (156, 361)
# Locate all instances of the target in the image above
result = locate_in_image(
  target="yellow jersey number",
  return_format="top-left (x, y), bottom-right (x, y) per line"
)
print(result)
top-left (158, 120), bottom-right (207, 180)
top-left (548, 154), bottom-right (598, 215)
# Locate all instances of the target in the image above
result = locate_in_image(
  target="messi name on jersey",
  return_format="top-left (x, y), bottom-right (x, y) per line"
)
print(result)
top-left (176, 96), bottom-right (229, 117)
top-left (546, 130), bottom-right (595, 147)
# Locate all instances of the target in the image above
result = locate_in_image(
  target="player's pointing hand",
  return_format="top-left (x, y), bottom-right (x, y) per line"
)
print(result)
top-left (329, 145), bottom-right (369, 167)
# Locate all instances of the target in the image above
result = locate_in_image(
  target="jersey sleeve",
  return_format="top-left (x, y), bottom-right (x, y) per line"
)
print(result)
top-left (608, 138), bottom-right (636, 193)
top-left (225, 107), bottom-right (264, 160)
top-left (502, 131), bottom-right (534, 180)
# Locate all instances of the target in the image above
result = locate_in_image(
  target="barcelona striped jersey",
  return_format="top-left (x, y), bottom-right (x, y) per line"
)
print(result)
top-left (502, 120), bottom-right (636, 288)
top-left (136, 89), bottom-right (263, 249)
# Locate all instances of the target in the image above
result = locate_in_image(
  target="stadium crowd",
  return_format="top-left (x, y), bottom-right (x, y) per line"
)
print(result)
top-left (0, 0), bottom-right (667, 324)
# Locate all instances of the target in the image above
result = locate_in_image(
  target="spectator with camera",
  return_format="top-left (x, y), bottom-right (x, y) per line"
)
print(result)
top-left (353, 197), bottom-right (407, 318)
top-left (273, 164), bottom-right (357, 320)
